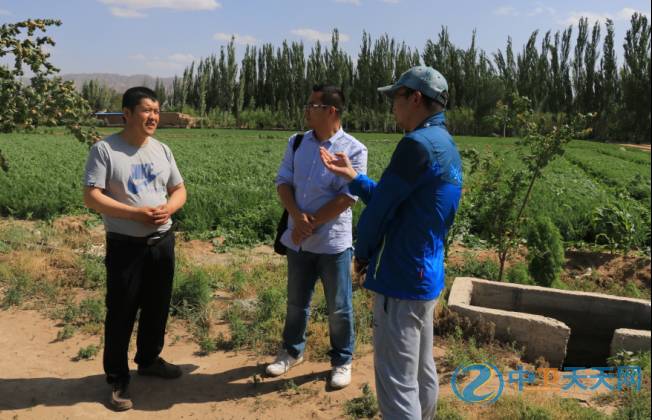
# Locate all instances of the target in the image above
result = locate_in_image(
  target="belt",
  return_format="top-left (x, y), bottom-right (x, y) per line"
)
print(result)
top-left (106, 228), bottom-right (173, 246)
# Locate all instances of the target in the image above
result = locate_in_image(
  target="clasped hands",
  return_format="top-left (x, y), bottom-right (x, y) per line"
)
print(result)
top-left (137, 204), bottom-right (171, 226)
top-left (290, 211), bottom-right (317, 245)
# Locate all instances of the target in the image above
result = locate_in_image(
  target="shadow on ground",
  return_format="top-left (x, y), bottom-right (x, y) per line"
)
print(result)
top-left (0, 364), bottom-right (330, 411)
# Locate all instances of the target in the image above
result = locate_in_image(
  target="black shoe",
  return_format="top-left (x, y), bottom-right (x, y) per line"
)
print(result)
top-left (137, 357), bottom-right (182, 379)
top-left (110, 383), bottom-right (133, 411)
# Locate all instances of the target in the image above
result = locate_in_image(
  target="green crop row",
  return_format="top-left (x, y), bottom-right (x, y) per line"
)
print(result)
top-left (0, 129), bottom-right (649, 249)
top-left (564, 146), bottom-right (650, 201)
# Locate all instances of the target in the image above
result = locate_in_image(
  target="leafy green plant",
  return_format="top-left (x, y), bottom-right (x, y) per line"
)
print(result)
top-left (221, 285), bottom-right (286, 354)
top-left (75, 344), bottom-right (99, 360)
top-left (280, 379), bottom-right (301, 396)
top-left (449, 253), bottom-right (500, 281)
top-left (506, 262), bottom-right (534, 285)
top-left (60, 300), bottom-right (80, 324)
top-left (526, 217), bottom-right (565, 287)
top-left (592, 200), bottom-right (637, 255)
top-left (344, 383), bottom-right (379, 419)
top-left (78, 298), bottom-right (105, 325)
top-left (56, 324), bottom-right (75, 341)
top-left (607, 350), bottom-right (649, 369)
top-left (442, 327), bottom-right (496, 370)
top-left (469, 96), bottom-right (592, 280)
top-left (444, 148), bottom-right (480, 257)
top-left (436, 398), bottom-right (464, 420)
top-left (627, 173), bottom-right (651, 201)
top-left (611, 387), bottom-right (651, 420)
top-left (606, 351), bottom-right (651, 420)
top-left (0, 270), bottom-right (32, 308)
top-left (227, 269), bottom-right (248, 296)
top-left (352, 289), bottom-right (374, 347)
top-left (223, 304), bottom-right (250, 349)
top-left (171, 267), bottom-right (212, 319)
top-left (0, 223), bottom-right (35, 250)
top-left (197, 333), bottom-right (218, 355)
top-left (80, 255), bottom-right (105, 289)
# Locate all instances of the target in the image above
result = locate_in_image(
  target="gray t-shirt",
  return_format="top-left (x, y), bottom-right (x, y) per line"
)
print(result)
top-left (84, 134), bottom-right (184, 237)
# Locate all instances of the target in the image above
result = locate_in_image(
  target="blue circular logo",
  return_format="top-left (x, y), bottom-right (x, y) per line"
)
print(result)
top-left (451, 363), bottom-right (504, 404)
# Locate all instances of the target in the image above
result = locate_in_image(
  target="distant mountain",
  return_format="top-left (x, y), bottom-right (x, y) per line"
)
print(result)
top-left (60, 73), bottom-right (175, 93)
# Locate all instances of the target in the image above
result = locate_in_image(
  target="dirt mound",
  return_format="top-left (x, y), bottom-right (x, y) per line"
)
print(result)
top-left (565, 250), bottom-right (651, 290)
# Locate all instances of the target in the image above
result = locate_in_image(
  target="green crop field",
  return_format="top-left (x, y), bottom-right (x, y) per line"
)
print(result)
top-left (0, 128), bottom-right (650, 249)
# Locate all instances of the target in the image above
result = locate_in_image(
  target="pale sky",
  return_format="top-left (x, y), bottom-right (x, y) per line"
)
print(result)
top-left (1, 0), bottom-right (650, 77)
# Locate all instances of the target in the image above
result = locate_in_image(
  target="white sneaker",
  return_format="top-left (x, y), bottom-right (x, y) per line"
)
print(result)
top-left (330, 362), bottom-right (352, 389)
top-left (265, 349), bottom-right (303, 377)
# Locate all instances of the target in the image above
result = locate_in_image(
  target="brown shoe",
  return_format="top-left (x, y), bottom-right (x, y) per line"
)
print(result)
top-left (110, 383), bottom-right (133, 411)
top-left (137, 357), bottom-right (182, 379)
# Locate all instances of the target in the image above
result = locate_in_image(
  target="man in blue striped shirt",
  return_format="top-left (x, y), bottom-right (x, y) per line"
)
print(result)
top-left (267, 85), bottom-right (367, 389)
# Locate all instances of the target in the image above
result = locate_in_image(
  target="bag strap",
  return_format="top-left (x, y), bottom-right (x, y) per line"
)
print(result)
top-left (292, 133), bottom-right (304, 153)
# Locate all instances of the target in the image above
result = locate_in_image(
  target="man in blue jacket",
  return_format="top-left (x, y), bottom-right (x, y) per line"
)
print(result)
top-left (320, 66), bottom-right (462, 419)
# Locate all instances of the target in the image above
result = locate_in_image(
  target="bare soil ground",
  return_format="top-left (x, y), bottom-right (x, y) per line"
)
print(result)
top-left (0, 308), bottom-right (391, 419)
top-left (0, 308), bottom-right (619, 419)
top-left (1, 216), bottom-right (647, 418)
top-left (0, 306), bottom-right (472, 419)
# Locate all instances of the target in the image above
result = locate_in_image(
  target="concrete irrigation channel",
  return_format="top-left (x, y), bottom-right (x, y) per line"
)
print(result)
top-left (447, 277), bottom-right (651, 368)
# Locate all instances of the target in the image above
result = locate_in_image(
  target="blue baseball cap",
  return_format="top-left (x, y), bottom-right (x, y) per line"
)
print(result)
top-left (378, 66), bottom-right (449, 106)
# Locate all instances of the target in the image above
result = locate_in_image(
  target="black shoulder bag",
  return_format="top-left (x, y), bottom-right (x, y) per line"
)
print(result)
top-left (273, 133), bottom-right (304, 255)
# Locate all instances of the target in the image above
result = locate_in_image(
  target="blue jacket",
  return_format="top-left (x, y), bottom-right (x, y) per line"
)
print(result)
top-left (349, 112), bottom-right (462, 300)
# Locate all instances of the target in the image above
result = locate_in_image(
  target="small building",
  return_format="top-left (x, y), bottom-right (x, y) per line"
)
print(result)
top-left (95, 112), bottom-right (124, 127)
top-left (95, 112), bottom-right (197, 128)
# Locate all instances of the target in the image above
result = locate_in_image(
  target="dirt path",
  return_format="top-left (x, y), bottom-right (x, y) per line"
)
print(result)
top-left (0, 309), bottom-right (451, 419)
top-left (619, 143), bottom-right (651, 152)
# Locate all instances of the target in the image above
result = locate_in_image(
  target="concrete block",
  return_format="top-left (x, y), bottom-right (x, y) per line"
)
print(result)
top-left (447, 277), bottom-right (473, 305)
top-left (449, 303), bottom-right (570, 367)
top-left (610, 328), bottom-right (652, 355)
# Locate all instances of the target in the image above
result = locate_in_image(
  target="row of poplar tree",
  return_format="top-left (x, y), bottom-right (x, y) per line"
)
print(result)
top-left (83, 14), bottom-right (651, 143)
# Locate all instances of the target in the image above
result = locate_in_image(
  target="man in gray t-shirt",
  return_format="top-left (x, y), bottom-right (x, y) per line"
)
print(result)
top-left (85, 133), bottom-right (183, 237)
top-left (83, 87), bottom-right (186, 411)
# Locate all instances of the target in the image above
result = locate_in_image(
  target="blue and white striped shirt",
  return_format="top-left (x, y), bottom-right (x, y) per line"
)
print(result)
top-left (275, 128), bottom-right (367, 254)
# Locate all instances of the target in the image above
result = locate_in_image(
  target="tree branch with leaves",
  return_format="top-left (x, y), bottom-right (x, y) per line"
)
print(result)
top-left (1, 18), bottom-right (100, 171)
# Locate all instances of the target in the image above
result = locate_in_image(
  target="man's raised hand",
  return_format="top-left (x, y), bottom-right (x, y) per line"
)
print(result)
top-left (319, 147), bottom-right (357, 182)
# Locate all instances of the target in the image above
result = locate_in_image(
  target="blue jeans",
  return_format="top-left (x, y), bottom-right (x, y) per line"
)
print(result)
top-left (282, 247), bottom-right (355, 367)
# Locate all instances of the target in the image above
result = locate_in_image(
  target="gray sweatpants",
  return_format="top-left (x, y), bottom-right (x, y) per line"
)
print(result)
top-left (373, 293), bottom-right (439, 420)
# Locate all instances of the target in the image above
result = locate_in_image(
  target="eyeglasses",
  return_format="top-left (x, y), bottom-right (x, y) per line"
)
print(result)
top-left (304, 103), bottom-right (332, 111)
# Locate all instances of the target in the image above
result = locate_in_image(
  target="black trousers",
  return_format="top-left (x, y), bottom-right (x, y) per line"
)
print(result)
top-left (103, 232), bottom-right (175, 386)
